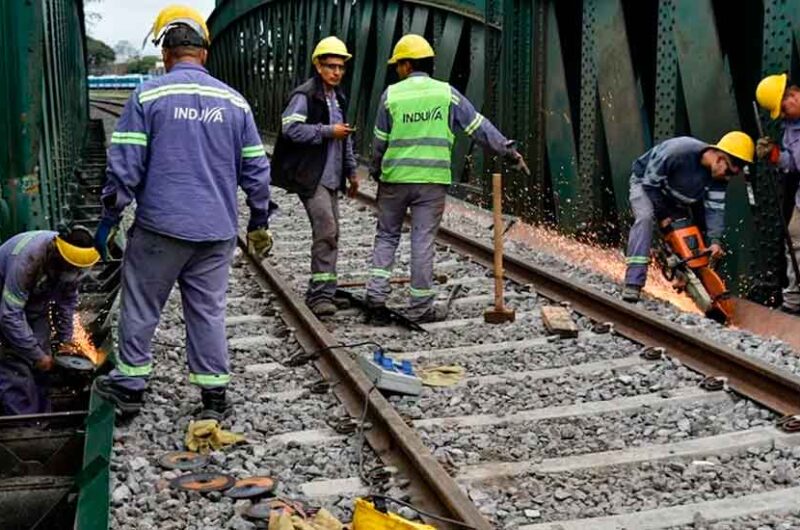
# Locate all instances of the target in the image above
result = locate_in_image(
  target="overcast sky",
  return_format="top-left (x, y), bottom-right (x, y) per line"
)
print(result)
top-left (87, 0), bottom-right (217, 59)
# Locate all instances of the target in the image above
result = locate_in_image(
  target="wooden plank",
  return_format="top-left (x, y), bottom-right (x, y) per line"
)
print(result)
top-left (541, 305), bottom-right (578, 338)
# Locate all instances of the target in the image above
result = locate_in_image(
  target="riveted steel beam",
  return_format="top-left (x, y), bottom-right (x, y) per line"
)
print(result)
top-left (594, 0), bottom-right (647, 220)
top-left (544, 0), bottom-right (580, 232)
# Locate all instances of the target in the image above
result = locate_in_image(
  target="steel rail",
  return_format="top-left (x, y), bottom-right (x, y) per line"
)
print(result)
top-left (89, 100), bottom-right (123, 118)
top-left (237, 235), bottom-right (492, 530)
top-left (355, 190), bottom-right (800, 418)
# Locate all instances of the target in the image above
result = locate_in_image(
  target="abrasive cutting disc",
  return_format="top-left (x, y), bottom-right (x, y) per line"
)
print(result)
top-left (170, 472), bottom-right (235, 492)
top-left (158, 451), bottom-right (209, 471)
top-left (224, 476), bottom-right (276, 499)
top-left (55, 355), bottom-right (95, 372)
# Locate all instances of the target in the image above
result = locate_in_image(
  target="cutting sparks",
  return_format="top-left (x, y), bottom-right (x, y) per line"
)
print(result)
top-left (73, 314), bottom-right (106, 365)
top-left (444, 203), bottom-right (702, 314)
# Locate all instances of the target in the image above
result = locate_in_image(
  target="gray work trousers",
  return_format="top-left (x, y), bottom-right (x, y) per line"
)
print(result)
top-left (624, 183), bottom-right (654, 287)
top-left (301, 185), bottom-right (340, 305)
top-left (366, 183), bottom-right (447, 318)
top-left (109, 226), bottom-right (236, 392)
top-left (784, 206), bottom-right (800, 310)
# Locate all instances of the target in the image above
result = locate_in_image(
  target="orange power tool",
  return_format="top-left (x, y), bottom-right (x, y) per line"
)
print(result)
top-left (654, 218), bottom-right (734, 324)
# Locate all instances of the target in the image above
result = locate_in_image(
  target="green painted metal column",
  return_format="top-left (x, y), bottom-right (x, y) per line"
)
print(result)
top-left (543, 0), bottom-right (579, 232)
top-left (750, 0), bottom-right (794, 303)
top-left (594, 0), bottom-right (647, 225)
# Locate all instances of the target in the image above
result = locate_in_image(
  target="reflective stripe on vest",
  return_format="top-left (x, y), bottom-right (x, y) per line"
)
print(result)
top-left (382, 76), bottom-right (454, 185)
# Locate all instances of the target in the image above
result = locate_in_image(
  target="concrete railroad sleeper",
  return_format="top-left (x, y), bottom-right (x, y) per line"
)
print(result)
top-left (239, 240), bottom-right (492, 530)
top-left (250, 185), bottom-right (800, 529)
top-left (353, 190), bottom-right (800, 419)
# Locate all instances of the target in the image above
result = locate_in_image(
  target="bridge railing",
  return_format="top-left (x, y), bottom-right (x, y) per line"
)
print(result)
top-left (0, 0), bottom-right (89, 239)
top-left (209, 0), bottom-right (800, 302)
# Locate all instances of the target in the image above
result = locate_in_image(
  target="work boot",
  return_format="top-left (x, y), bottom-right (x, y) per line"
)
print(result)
top-left (365, 299), bottom-right (391, 326)
top-left (622, 285), bottom-right (642, 303)
top-left (92, 375), bottom-right (144, 415)
top-left (198, 387), bottom-right (229, 421)
top-left (781, 304), bottom-right (800, 316)
top-left (332, 294), bottom-right (352, 310)
top-left (411, 304), bottom-right (449, 324)
top-left (309, 299), bottom-right (337, 317)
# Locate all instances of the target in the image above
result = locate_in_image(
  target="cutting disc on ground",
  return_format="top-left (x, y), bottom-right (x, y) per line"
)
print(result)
top-left (158, 451), bottom-right (209, 471)
top-left (55, 355), bottom-right (95, 372)
top-left (170, 472), bottom-right (235, 492)
top-left (224, 476), bottom-right (276, 499)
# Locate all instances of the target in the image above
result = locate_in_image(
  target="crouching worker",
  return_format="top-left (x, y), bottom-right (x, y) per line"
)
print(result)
top-left (0, 228), bottom-right (99, 415)
top-left (622, 132), bottom-right (754, 302)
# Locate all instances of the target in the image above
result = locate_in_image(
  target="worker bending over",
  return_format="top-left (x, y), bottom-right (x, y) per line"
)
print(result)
top-left (755, 74), bottom-right (800, 314)
top-left (272, 37), bottom-right (358, 317)
top-left (0, 228), bottom-right (98, 415)
top-left (367, 34), bottom-right (527, 323)
top-left (622, 133), bottom-right (754, 302)
top-left (92, 5), bottom-right (275, 418)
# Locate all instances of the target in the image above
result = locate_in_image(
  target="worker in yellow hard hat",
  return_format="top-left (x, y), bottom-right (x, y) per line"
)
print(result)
top-left (93, 5), bottom-right (276, 418)
top-left (143, 4), bottom-right (210, 48)
top-left (270, 36), bottom-right (358, 317)
top-left (622, 132), bottom-right (754, 303)
top-left (0, 227), bottom-right (98, 415)
top-left (755, 73), bottom-right (800, 314)
top-left (365, 34), bottom-right (527, 324)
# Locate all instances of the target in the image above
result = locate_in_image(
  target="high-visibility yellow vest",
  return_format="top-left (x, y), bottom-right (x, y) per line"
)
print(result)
top-left (382, 76), bottom-right (454, 184)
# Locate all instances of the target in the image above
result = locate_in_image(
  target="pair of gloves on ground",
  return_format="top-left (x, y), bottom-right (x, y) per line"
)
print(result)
top-left (93, 219), bottom-right (274, 261)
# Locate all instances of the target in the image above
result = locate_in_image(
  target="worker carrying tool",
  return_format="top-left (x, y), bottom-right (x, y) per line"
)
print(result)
top-left (366, 34), bottom-right (528, 324)
top-left (271, 36), bottom-right (358, 317)
top-left (755, 73), bottom-right (800, 315)
top-left (622, 132), bottom-right (755, 310)
top-left (92, 5), bottom-right (276, 419)
top-left (0, 228), bottom-right (99, 415)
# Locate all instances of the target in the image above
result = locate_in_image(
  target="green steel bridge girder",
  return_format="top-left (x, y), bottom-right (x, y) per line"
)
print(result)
top-left (209, 0), bottom-right (800, 299)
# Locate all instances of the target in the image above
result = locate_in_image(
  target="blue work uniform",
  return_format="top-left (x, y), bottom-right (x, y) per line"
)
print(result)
top-left (102, 61), bottom-right (274, 392)
top-left (0, 231), bottom-right (81, 415)
top-left (775, 119), bottom-right (800, 310)
top-left (367, 72), bottom-right (516, 318)
top-left (281, 87), bottom-right (357, 306)
top-left (624, 137), bottom-right (727, 287)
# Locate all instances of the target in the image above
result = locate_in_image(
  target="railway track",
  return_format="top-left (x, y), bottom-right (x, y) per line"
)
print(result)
top-left (89, 98), bottom-right (125, 118)
top-left (106, 180), bottom-right (800, 529)
top-left (99, 142), bottom-right (800, 528)
top-left (248, 186), bottom-right (800, 529)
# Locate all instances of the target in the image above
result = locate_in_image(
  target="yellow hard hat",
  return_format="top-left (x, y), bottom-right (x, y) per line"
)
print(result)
top-left (714, 131), bottom-right (755, 165)
top-left (55, 236), bottom-right (100, 268)
top-left (145, 5), bottom-right (210, 48)
top-left (756, 73), bottom-right (787, 119)
top-left (387, 34), bottom-right (435, 65)
top-left (312, 36), bottom-right (351, 62)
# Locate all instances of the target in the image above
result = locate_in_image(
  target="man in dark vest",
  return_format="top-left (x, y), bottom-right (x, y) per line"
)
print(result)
top-left (271, 37), bottom-right (358, 317)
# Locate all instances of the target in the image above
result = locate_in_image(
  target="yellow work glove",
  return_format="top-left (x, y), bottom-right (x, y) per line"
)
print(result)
top-left (419, 365), bottom-right (466, 387)
top-left (185, 419), bottom-right (246, 454)
top-left (290, 509), bottom-right (343, 530)
top-left (247, 227), bottom-right (273, 259)
top-left (269, 511), bottom-right (295, 530)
